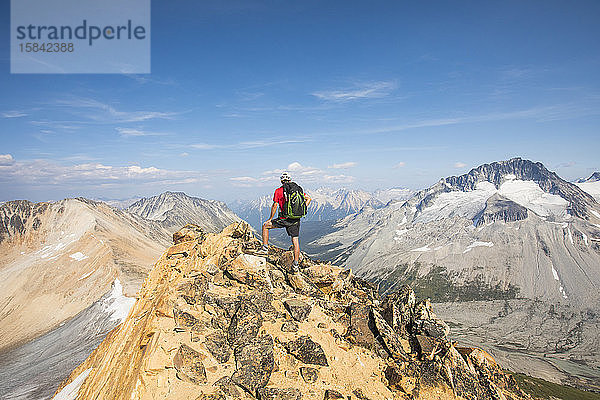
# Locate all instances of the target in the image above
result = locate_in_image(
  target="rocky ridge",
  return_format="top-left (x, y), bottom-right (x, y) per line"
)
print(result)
top-left (54, 223), bottom-right (528, 400)
top-left (127, 191), bottom-right (240, 234)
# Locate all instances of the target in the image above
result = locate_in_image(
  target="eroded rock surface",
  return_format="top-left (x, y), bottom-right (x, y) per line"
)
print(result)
top-left (54, 222), bottom-right (529, 400)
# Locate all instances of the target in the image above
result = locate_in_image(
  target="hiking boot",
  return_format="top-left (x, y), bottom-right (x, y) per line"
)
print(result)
top-left (255, 245), bottom-right (269, 256)
top-left (291, 260), bottom-right (300, 274)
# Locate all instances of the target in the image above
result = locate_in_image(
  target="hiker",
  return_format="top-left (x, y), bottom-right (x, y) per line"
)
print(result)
top-left (257, 172), bottom-right (311, 272)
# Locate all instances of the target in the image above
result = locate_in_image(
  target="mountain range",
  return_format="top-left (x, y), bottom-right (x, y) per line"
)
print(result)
top-left (309, 158), bottom-right (600, 388)
top-left (0, 193), bottom-right (240, 399)
top-left (232, 187), bottom-right (413, 230)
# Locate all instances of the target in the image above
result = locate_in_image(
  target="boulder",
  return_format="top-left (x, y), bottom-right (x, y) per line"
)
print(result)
top-left (173, 224), bottom-right (205, 244)
top-left (196, 394), bottom-right (225, 400)
top-left (232, 335), bottom-right (275, 393)
top-left (381, 285), bottom-right (415, 337)
top-left (299, 366), bottom-right (319, 383)
top-left (204, 331), bottom-right (232, 363)
top-left (283, 335), bottom-right (328, 366)
top-left (227, 253), bottom-right (272, 288)
top-left (384, 363), bottom-right (417, 394)
top-left (173, 344), bottom-right (207, 385)
top-left (371, 309), bottom-right (409, 361)
top-left (257, 387), bottom-right (302, 400)
top-left (173, 308), bottom-right (200, 329)
top-left (284, 299), bottom-right (312, 322)
top-left (344, 303), bottom-right (377, 349)
top-left (168, 240), bottom-right (197, 259)
top-left (303, 263), bottom-right (341, 285)
top-left (228, 300), bottom-right (263, 349)
top-left (323, 389), bottom-right (344, 399)
top-left (213, 376), bottom-right (243, 398)
top-left (281, 321), bottom-right (299, 332)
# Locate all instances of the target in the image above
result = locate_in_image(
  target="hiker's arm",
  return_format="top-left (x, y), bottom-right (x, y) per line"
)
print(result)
top-left (269, 202), bottom-right (278, 220)
top-left (305, 193), bottom-right (312, 207)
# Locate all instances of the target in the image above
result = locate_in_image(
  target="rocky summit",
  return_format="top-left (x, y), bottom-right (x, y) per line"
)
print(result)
top-left (54, 222), bottom-right (528, 400)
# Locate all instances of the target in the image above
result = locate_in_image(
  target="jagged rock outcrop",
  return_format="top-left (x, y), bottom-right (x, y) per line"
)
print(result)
top-left (474, 194), bottom-right (528, 226)
top-left (54, 223), bottom-right (528, 400)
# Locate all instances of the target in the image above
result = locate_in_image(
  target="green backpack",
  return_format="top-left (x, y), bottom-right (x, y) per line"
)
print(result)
top-left (282, 182), bottom-right (307, 219)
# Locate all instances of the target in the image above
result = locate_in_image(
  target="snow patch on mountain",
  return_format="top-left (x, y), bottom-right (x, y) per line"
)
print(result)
top-left (498, 180), bottom-right (569, 218)
top-left (416, 181), bottom-right (496, 224)
top-left (102, 279), bottom-right (135, 322)
top-left (53, 368), bottom-right (92, 400)
top-left (577, 180), bottom-right (600, 202)
top-left (70, 252), bottom-right (88, 261)
top-left (463, 241), bottom-right (494, 253)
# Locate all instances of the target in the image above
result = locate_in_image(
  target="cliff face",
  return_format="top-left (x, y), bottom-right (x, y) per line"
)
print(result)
top-left (54, 223), bottom-right (528, 400)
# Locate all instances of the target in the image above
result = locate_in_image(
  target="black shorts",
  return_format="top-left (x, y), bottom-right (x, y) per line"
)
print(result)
top-left (271, 217), bottom-right (300, 237)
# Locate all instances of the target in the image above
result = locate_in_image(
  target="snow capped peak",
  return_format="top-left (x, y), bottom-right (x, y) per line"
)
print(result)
top-left (577, 172), bottom-right (600, 183)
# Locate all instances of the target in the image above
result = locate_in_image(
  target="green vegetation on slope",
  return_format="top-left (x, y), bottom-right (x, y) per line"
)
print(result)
top-left (512, 373), bottom-right (600, 400)
top-left (377, 263), bottom-right (520, 302)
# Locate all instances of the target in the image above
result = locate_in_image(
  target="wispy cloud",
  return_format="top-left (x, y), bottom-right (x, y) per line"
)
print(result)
top-left (312, 81), bottom-right (396, 102)
top-left (329, 162), bottom-right (357, 169)
top-left (555, 161), bottom-right (576, 168)
top-left (116, 127), bottom-right (168, 137)
top-left (454, 162), bottom-right (467, 168)
top-left (361, 104), bottom-right (600, 135)
top-left (53, 97), bottom-right (181, 123)
top-left (191, 138), bottom-right (309, 150)
top-left (2, 111), bottom-right (27, 118)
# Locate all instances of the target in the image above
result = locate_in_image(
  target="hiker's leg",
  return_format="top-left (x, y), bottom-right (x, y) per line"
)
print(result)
top-left (292, 236), bottom-right (300, 262)
top-left (262, 220), bottom-right (274, 246)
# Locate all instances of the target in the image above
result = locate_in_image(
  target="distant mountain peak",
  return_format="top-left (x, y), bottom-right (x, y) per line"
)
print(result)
top-left (127, 191), bottom-right (239, 233)
top-left (578, 172), bottom-right (600, 183)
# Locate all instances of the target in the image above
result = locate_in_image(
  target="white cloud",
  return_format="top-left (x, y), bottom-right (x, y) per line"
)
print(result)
top-left (393, 161), bottom-right (406, 168)
top-left (2, 111), bottom-right (27, 118)
top-left (329, 162), bottom-right (357, 169)
top-left (0, 156), bottom-right (204, 187)
top-left (312, 81), bottom-right (396, 102)
top-left (180, 152), bottom-right (189, 157)
top-left (323, 174), bottom-right (355, 184)
top-left (555, 161), bottom-right (576, 168)
top-left (116, 128), bottom-right (167, 137)
top-left (454, 162), bottom-right (467, 168)
top-left (0, 154), bottom-right (15, 166)
top-left (233, 162), bottom-right (354, 187)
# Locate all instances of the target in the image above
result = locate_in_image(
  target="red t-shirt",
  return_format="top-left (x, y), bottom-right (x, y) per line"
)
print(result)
top-left (273, 186), bottom-right (285, 214)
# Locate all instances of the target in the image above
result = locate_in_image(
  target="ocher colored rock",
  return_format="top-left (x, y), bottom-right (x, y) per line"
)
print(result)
top-left (53, 223), bottom-right (529, 400)
top-left (227, 253), bottom-right (272, 288)
top-left (173, 344), bottom-right (207, 385)
top-left (173, 224), bottom-right (205, 244)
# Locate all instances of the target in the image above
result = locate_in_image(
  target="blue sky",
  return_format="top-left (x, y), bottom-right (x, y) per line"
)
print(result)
top-left (1, 0), bottom-right (599, 203)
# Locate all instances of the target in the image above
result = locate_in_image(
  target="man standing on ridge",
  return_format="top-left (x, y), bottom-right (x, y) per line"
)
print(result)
top-left (256, 172), bottom-right (311, 273)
